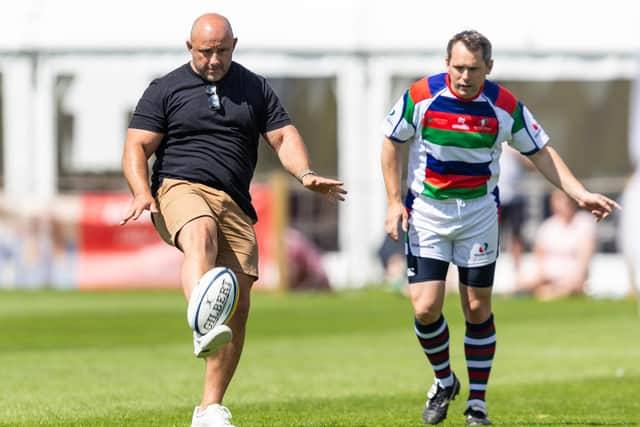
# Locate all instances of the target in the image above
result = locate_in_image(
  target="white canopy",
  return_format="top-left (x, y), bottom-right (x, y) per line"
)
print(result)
top-left (1, 0), bottom-right (637, 55)
top-left (1, 0), bottom-right (637, 288)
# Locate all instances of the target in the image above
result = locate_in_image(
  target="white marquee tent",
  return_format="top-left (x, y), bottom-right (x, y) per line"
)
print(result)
top-left (1, 0), bottom-right (637, 288)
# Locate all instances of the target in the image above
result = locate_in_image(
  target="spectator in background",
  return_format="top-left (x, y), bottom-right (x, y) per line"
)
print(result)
top-left (0, 197), bottom-right (17, 285)
top-left (286, 228), bottom-right (331, 291)
top-left (515, 190), bottom-right (597, 300)
top-left (14, 212), bottom-right (51, 288)
top-left (619, 59), bottom-right (640, 299)
top-left (49, 214), bottom-right (77, 289)
top-left (377, 223), bottom-right (406, 293)
top-left (498, 143), bottom-right (532, 276)
top-left (620, 177), bottom-right (639, 300)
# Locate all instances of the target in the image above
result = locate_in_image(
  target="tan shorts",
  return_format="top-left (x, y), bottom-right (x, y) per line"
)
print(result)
top-left (152, 178), bottom-right (258, 278)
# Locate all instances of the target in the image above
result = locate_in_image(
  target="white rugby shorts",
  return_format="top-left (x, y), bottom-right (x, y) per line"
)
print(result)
top-left (407, 192), bottom-right (500, 268)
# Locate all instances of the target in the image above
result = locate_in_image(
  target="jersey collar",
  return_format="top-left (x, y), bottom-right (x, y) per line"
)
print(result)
top-left (446, 74), bottom-right (484, 101)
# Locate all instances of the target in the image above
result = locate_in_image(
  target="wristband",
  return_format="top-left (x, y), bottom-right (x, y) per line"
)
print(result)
top-left (297, 168), bottom-right (317, 182)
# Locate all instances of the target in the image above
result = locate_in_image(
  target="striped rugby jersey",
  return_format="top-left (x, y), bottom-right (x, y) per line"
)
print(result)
top-left (384, 73), bottom-right (549, 201)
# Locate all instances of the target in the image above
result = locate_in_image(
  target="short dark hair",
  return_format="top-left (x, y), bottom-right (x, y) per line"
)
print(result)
top-left (447, 30), bottom-right (492, 64)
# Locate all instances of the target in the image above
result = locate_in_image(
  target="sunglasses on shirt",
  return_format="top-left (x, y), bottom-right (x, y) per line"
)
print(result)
top-left (206, 84), bottom-right (221, 111)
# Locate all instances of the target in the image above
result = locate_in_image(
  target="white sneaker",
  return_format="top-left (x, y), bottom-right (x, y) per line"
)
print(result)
top-left (191, 404), bottom-right (235, 427)
top-left (193, 325), bottom-right (232, 358)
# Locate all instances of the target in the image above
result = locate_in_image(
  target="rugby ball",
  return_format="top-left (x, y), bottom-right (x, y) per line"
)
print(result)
top-left (187, 267), bottom-right (239, 335)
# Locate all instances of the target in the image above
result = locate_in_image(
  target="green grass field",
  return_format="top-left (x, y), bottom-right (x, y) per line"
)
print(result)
top-left (0, 288), bottom-right (638, 427)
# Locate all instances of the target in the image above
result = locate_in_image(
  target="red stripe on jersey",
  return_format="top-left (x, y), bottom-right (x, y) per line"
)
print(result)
top-left (409, 78), bottom-right (432, 104)
top-left (494, 86), bottom-right (517, 114)
top-left (424, 110), bottom-right (498, 134)
top-left (426, 170), bottom-right (490, 189)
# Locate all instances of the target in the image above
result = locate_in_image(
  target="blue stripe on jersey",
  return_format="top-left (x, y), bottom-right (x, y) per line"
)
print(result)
top-left (521, 146), bottom-right (541, 156)
top-left (428, 96), bottom-right (496, 117)
top-left (427, 154), bottom-right (491, 176)
top-left (428, 74), bottom-right (447, 96)
top-left (389, 135), bottom-right (409, 143)
top-left (492, 186), bottom-right (500, 208)
top-left (404, 190), bottom-right (416, 211)
top-left (482, 80), bottom-right (500, 104)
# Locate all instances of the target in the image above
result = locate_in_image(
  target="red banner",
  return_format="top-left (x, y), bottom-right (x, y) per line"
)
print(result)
top-left (76, 187), bottom-right (275, 290)
top-left (77, 193), bottom-right (182, 289)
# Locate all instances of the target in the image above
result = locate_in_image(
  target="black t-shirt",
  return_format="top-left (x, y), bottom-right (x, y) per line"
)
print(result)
top-left (129, 62), bottom-right (292, 222)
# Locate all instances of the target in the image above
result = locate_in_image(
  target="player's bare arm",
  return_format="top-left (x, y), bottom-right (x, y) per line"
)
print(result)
top-left (381, 137), bottom-right (408, 240)
top-left (529, 145), bottom-right (621, 221)
top-left (120, 128), bottom-right (164, 225)
top-left (264, 124), bottom-right (346, 201)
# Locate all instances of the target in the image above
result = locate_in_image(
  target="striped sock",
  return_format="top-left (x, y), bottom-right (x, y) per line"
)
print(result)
top-left (414, 315), bottom-right (453, 387)
top-left (464, 313), bottom-right (496, 409)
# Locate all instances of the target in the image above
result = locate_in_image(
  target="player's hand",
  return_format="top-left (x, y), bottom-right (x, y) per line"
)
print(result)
top-left (301, 174), bottom-right (347, 202)
top-left (385, 201), bottom-right (408, 241)
top-left (576, 191), bottom-right (621, 222)
top-left (120, 193), bottom-right (158, 225)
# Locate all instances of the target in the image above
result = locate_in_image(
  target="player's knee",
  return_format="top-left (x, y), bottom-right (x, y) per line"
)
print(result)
top-left (414, 307), bottom-right (442, 325)
top-left (463, 300), bottom-right (491, 323)
top-left (179, 227), bottom-right (218, 258)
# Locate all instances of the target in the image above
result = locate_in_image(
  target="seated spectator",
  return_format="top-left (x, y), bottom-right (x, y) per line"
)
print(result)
top-left (498, 143), bottom-right (533, 275)
top-left (377, 224), bottom-right (406, 293)
top-left (620, 67), bottom-right (640, 299)
top-left (514, 190), bottom-right (597, 300)
top-left (620, 172), bottom-right (640, 300)
top-left (286, 228), bottom-right (331, 291)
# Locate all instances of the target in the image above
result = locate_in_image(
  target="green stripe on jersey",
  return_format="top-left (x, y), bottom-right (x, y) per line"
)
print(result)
top-left (422, 182), bottom-right (488, 200)
top-left (403, 94), bottom-right (415, 124)
top-left (511, 104), bottom-right (525, 133)
top-left (423, 127), bottom-right (495, 149)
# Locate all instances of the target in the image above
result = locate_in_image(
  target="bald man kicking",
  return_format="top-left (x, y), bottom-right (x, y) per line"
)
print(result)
top-left (121, 13), bottom-right (346, 427)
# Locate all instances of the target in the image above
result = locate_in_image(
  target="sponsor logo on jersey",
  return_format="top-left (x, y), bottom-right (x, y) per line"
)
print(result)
top-left (530, 121), bottom-right (543, 138)
top-left (472, 242), bottom-right (494, 257)
top-left (410, 243), bottom-right (436, 249)
top-left (452, 116), bottom-right (470, 131)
